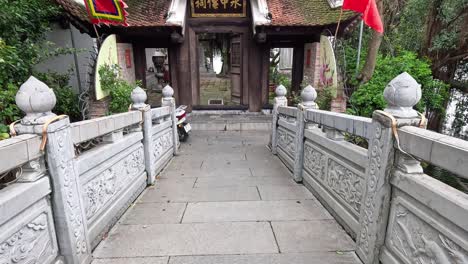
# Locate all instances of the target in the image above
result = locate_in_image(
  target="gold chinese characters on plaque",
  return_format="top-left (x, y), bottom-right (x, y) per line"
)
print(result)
top-left (191, 0), bottom-right (246, 17)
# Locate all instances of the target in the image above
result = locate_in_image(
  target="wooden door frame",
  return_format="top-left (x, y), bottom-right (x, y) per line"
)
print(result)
top-left (190, 25), bottom-right (250, 109)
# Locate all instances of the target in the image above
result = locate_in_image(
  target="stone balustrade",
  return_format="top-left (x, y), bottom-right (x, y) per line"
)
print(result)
top-left (0, 77), bottom-right (179, 264)
top-left (271, 72), bottom-right (468, 264)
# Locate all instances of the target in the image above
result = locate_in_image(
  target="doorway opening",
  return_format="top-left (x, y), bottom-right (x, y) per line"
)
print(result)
top-left (198, 33), bottom-right (242, 107)
top-left (144, 48), bottom-right (169, 107)
top-left (268, 47), bottom-right (294, 105)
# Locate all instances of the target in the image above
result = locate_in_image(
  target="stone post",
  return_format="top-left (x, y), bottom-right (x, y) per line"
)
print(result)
top-left (293, 85), bottom-right (318, 182)
top-left (131, 86), bottom-right (155, 185)
top-left (356, 72), bottom-right (422, 264)
top-left (15, 77), bottom-right (92, 264)
top-left (162, 85), bottom-right (179, 155)
top-left (271, 85), bottom-right (288, 155)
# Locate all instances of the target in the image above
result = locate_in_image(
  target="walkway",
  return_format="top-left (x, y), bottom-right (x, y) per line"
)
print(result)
top-left (92, 131), bottom-right (361, 264)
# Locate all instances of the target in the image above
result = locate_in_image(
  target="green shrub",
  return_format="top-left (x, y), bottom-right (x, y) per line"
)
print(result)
top-left (99, 64), bottom-right (135, 114)
top-left (37, 71), bottom-right (81, 121)
top-left (347, 51), bottom-right (449, 118)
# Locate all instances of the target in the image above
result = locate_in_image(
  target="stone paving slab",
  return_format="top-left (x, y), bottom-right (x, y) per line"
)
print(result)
top-left (93, 257), bottom-right (168, 264)
top-left (194, 176), bottom-right (296, 188)
top-left (272, 220), bottom-right (356, 253)
top-left (258, 185), bottom-right (315, 200)
top-left (168, 252), bottom-right (361, 264)
top-left (154, 178), bottom-right (197, 189)
top-left (161, 167), bottom-right (252, 178)
top-left (250, 166), bottom-right (292, 177)
top-left (93, 222), bottom-right (278, 257)
top-left (91, 131), bottom-right (360, 264)
top-left (119, 202), bottom-right (186, 225)
top-left (139, 186), bottom-right (260, 203)
top-left (182, 200), bottom-right (333, 223)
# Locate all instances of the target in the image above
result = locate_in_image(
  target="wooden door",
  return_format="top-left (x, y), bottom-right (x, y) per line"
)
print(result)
top-left (230, 35), bottom-right (242, 104)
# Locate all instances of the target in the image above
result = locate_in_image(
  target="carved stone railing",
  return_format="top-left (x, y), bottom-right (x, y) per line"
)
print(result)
top-left (71, 111), bottom-right (146, 249)
top-left (379, 126), bottom-right (468, 264)
top-left (3, 77), bottom-right (179, 264)
top-left (302, 109), bottom-right (372, 238)
top-left (270, 72), bottom-right (468, 264)
top-left (274, 106), bottom-right (298, 171)
top-left (0, 133), bottom-right (60, 264)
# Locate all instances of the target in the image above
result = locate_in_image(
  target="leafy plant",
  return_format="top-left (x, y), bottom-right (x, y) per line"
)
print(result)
top-left (0, 83), bottom-right (22, 126)
top-left (347, 51), bottom-right (449, 119)
top-left (316, 87), bottom-right (333, 111)
top-left (36, 71), bottom-right (81, 121)
top-left (0, 0), bottom-right (79, 139)
top-left (99, 64), bottom-right (135, 114)
top-left (0, 124), bottom-right (10, 140)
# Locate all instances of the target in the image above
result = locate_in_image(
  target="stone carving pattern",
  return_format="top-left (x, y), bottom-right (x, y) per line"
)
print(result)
top-left (389, 204), bottom-right (468, 264)
top-left (277, 128), bottom-right (296, 157)
top-left (84, 146), bottom-right (144, 220)
top-left (358, 123), bottom-right (383, 255)
top-left (0, 213), bottom-right (55, 264)
top-left (303, 144), bottom-right (326, 180)
top-left (303, 144), bottom-right (364, 214)
top-left (52, 128), bottom-right (88, 255)
top-left (327, 159), bottom-right (364, 213)
top-left (153, 130), bottom-right (173, 161)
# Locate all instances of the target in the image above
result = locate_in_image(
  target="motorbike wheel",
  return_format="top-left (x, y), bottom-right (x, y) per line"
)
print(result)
top-left (178, 127), bottom-right (188, 142)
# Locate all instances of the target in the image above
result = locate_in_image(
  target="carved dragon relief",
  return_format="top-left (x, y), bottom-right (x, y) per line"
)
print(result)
top-left (303, 144), bottom-right (326, 180)
top-left (303, 143), bottom-right (364, 214)
top-left (153, 130), bottom-right (173, 161)
top-left (389, 204), bottom-right (468, 264)
top-left (0, 213), bottom-right (56, 264)
top-left (327, 159), bottom-right (364, 213)
top-left (83, 146), bottom-right (145, 220)
top-left (277, 128), bottom-right (296, 158)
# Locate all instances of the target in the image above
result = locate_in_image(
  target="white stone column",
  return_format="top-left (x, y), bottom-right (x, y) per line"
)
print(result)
top-left (293, 85), bottom-right (318, 182)
top-left (131, 86), bottom-right (155, 185)
top-left (271, 85), bottom-right (288, 155)
top-left (357, 72), bottom-right (423, 264)
top-left (15, 76), bottom-right (92, 264)
top-left (162, 85), bottom-right (179, 155)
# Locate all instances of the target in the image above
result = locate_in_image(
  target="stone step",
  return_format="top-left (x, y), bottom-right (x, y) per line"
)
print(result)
top-left (188, 111), bottom-right (272, 131)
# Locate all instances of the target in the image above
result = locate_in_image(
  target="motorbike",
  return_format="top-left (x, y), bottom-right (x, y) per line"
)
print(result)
top-left (175, 105), bottom-right (191, 142)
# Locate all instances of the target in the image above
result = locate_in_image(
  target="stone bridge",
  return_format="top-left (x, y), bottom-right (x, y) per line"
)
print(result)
top-left (1, 73), bottom-right (467, 264)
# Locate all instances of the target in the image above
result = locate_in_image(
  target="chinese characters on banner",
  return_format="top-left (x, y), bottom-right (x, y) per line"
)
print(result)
top-left (84, 0), bottom-right (129, 26)
top-left (191, 0), bottom-right (246, 17)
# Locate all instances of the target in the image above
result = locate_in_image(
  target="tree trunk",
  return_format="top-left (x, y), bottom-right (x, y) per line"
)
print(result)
top-left (357, 32), bottom-right (383, 83)
top-left (357, 0), bottom-right (384, 83)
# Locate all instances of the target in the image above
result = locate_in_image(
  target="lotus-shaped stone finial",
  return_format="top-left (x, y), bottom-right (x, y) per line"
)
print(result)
top-left (15, 76), bottom-right (57, 125)
top-left (383, 72), bottom-right (422, 118)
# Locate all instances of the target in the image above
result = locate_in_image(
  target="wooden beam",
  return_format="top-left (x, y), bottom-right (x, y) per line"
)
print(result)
top-left (291, 43), bottom-right (305, 93)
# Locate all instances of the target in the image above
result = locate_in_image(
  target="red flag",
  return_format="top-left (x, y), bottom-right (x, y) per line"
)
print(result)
top-left (343, 0), bottom-right (383, 33)
top-left (84, 0), bottom-right (129, 26)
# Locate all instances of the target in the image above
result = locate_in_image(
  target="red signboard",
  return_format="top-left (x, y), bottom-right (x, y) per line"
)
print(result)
top-left (191, 0), bottom-right (246, 17)
top-left (125, 49), bottom-right (132, 68)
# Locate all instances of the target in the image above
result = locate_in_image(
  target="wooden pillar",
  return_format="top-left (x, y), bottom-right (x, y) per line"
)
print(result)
top-left (261, 44), bottom-right (270, 107)
top-left (291, 43), bottom-right (305, 92)
top-left (248, 41), bottom-right (264, 112)
top-left (173, 28), bottom-right (193, 110)
top-left (133, 44), bottom-right (146, 88)
top-left (168, 47), bottom-right (180, 101)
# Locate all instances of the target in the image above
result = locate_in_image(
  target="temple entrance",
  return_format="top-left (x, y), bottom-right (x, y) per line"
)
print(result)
top-left (198, 33), bottom-right (243, 107)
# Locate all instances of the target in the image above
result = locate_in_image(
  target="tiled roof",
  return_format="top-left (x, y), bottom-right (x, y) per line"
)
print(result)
top-left (266, 0), bottom-right (356, 26)
top-left (56, 0), bottom-right (171, 27)
top-left (56, 0), bottom-right (356, 28)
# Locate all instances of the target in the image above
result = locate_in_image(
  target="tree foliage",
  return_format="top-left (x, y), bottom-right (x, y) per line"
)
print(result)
top-left (341, 0), bottom-right (466, 130)
top-left (0, 0), bottom-right (79, 128)
top-left (347, 51), bottom-right (449, 118)
top-left (99, 64), bottom-right (135, 114)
